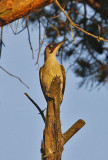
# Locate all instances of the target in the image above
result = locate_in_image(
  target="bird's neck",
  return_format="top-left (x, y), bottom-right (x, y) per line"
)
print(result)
top-left (45, 55), bottom-right (58, 66)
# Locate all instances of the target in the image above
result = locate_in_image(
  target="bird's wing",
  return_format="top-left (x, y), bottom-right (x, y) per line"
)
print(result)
top-left (61, 65), bottom-right (66, 96)
top-left (39, 67), bottom-right (45, 98)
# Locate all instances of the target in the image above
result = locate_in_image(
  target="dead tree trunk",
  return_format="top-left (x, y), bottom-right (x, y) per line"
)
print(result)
top-left (25, 77), bottom-right (85, 160)
top-left (41, 77), bottom-right (85, 160)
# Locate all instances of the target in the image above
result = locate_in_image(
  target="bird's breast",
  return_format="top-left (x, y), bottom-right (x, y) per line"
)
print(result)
top-left (42, 62), bottom-right (63, 92)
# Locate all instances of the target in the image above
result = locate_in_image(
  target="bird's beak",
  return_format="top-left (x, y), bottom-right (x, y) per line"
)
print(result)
top-left (56, 39), bottom-right (68, 48)
top-left (54, 39), bottom-right (68, 55)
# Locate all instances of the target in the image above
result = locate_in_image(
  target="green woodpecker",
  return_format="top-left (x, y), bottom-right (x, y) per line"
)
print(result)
top-left (39, 40), bottom-right (66, 103)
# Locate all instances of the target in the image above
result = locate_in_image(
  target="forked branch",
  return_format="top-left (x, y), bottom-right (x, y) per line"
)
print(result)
top-left (54, 0), bottom-right (108, 43)
top-left (41, 76), bottom-right (85, 160)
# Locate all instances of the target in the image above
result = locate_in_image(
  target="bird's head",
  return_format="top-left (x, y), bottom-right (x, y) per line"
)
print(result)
top-left (44, 39), bottom-right (67, 61)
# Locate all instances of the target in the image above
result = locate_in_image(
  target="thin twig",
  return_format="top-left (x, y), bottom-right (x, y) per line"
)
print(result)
top-left (9, 23), bottom-right (27, 35)
top-left (35, 30), bottom-right (46, 65)
top-left (51, 0), bottom-right (68, 19)
top-left (36, 20), bottom-right (41, 65)
top-left (0, 27), bottom-right (3, 57)
top-left (54, 0), bottom-right (108, 42)
top-left (70, 5), bottom-right (97, 23)
top-left (70, 24), bottom-right (76, 44)
top-left (51, 14), bottom-right (59, 19)
top-left (39, 20), bottom-right (41, 57)
top-left (51, 24), bottom-right (60, 37)
top-left (0, 66), bottom-right (29, 89)
top-left (24, 93), bottom-right (45, 122)
top-left (46, 18), bottom-right (60, 37)
top-left (15, 19), bottom-right (19, 33)
top-left (26, 20), bottom-right (34, 59)
top-left (97, 24), bottom-right (101, 42)
top-left (1, 27), bottom-right (3, 41)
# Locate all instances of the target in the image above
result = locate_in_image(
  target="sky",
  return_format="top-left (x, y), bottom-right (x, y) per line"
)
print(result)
top-left (0, 23), bottom-right (108, 160)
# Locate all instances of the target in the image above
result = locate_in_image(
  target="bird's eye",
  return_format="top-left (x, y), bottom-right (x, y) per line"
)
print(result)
top-left (50, 44), bottom-right (53, 48)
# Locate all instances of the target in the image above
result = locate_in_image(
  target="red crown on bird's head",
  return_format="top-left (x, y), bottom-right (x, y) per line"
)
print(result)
top-left (45, 43), bottom-right (58, 53)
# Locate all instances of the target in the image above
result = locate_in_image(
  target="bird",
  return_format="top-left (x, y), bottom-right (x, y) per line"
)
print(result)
top-left (39, 39), bottom-right (66, 104)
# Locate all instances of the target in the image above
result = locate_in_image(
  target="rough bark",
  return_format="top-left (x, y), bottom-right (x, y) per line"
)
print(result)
top-left (41, 76), bottom-right (85, 160)
top-left (0, 0), bottom-right (54, 26)
top-left (25, 77), bottom-right (85, 160)
top-left (41, 77), bottom-right (64, 160)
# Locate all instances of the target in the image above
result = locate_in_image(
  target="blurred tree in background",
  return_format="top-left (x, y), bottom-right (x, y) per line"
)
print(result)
top-left (29, 0), bottom-right (108, 88)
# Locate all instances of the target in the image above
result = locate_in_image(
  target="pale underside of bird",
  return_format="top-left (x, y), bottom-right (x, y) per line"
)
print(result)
top-left (39, 40), bottom-right (67, 103)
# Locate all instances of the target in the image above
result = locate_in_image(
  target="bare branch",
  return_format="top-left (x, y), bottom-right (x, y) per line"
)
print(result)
top-left (97, 24), bottom-right (101, 42)
top-left (36, 30), bottom-right (46, 65)
top-left (51, 24), bottom-right (60, 37)
top-left (54, 0), bottom-right (108, 43)
top-left (0, 27), bottom-right (4, 57)
top-left (70, 24), bottom-right (76, 44)
top-left (15, 19), bottom-right (20, 33)
top-left (35, 20), bottom-right (41, 65)
top-left (24, 93), bottom-right (45, 122)
top-left (46, 18), bottom-right (60, 37)
top-left (63, 119), bottom-right (85, 145)
top-left (0, 66), bottom-right (29, 89)
top-left (9, 23), bottom-right (27, 35)
top-left (26, 19), bottom-right (34, 59)
top-left (51, 0), bottom-right (68, 19)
